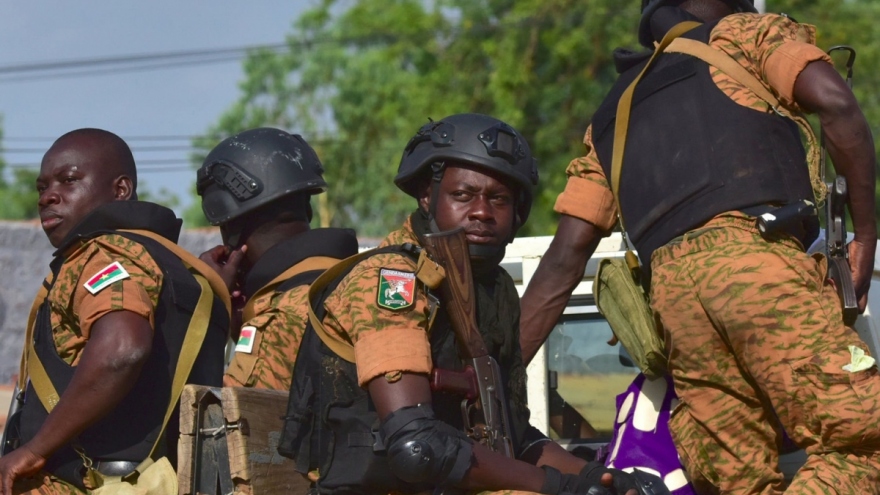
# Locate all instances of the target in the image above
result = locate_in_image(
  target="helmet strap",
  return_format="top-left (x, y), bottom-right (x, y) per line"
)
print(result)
top-left (426, 161), bottom-right (446, 233)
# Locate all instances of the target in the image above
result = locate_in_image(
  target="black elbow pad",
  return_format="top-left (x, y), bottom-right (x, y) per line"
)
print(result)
top-left (379, 403), bottom-right (474, 486)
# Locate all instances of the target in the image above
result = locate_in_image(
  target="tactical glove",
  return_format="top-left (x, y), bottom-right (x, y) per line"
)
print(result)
top-left (540, 462), bottom-right (649, 495)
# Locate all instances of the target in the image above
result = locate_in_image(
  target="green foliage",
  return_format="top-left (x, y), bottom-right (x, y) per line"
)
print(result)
top-left (201, 0), bottom-right (880, 237)
top-left (0, 118), bottom-right (40, 220)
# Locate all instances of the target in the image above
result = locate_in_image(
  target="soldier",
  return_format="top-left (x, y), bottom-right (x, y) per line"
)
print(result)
top-left (196, 127), bottom-right (359, 390)
top-left (520, 1), bottom-right (880, 493)
top-left (277, 113), bottom-right (641, 494)
top-left (0, 129), bottom-right (229, 494)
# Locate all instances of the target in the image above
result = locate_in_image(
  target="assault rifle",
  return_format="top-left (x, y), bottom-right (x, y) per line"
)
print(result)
top-left (422, 228), bottom-right (515, 457)
top-left (822, 46), bottom-right (859, 326)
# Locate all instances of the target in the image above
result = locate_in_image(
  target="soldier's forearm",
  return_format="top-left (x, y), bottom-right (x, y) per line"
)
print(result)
top-left (794, 61), bottom-right (877, 239)
top-left (520, 215), bottom-right (601, 364)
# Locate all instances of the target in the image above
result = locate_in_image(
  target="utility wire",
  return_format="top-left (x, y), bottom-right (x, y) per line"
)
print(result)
top-left (0, 43), bottom-right (289, 75)
top-left (0, 14), bottom-right (536, 82)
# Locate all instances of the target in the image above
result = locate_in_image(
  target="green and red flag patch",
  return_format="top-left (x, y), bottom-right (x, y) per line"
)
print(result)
top-left (235, 325), bottom-right (257, 354)
top-left (377, 268), bottom-right (416, 311)
top-left (83, 261), bottom-right (130, 295)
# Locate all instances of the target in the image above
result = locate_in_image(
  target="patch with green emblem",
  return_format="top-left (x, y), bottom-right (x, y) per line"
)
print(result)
top-left (377, 268), bottom-right (416, 311)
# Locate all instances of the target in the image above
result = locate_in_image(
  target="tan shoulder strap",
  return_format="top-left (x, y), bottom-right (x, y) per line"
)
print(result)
top-left (306, 247), bottom-right (445, 364)
top-left (241, 256), bottom-right (342, 323)
top-left (664, 37), bottom-right (825, 203)
top-left (24, 278), bottom-right (61, 412)
top-left (19, 275), bottom-right (51, 390)
top-left (120, 229), bottom-right (232, 318)
top-left (612, 21), bottom-right (701, 231)
top-left (147, 273), bottom-right (213, 460)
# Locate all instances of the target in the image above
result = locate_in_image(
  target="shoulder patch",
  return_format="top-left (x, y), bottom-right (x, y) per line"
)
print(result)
top-left (235, 326), bottom-right (257, 354)
top-left (83, 261), bottom-right (130, 295)
top-left (377, 268), bottom-right (416, 311)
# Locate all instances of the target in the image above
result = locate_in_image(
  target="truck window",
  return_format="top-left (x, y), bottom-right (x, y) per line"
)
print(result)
top-left (546, 310), bottom-right (639, 440)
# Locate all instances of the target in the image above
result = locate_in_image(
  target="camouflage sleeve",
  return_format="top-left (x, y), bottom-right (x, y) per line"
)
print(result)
top-left (224, 286), bottom-right (308, 390)
top-left (553, 125), bottom-right (618, 232)
top-left (322, 252), bottom-right (433, 387)
top-left (710, 13), bottom-right (832, 111)
top-left (68, 235), bottom-right (162, 339)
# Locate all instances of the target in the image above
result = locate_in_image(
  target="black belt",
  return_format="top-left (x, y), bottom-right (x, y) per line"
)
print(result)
top-left (95, 460), bottom-right (140, 477)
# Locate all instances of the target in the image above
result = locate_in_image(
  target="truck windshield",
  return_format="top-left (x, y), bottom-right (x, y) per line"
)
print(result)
top-left (546, 314), bottom-right (639, 440)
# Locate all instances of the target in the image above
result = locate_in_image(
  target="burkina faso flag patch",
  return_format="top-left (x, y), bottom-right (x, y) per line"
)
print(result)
top-left (377, 268), bottom-right (416, 311)
top-left (83, 261), bottom-right (130, 295)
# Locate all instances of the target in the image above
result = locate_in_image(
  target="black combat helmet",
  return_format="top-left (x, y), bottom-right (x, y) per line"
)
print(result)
top-left (638, 0), bottom-right (757, 47)
top-left (395, 113), bottom-right (538, 236)
top-left (197, 127), bottom-right (327, 226)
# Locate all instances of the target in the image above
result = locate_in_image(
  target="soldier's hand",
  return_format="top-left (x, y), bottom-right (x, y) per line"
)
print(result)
top-left (199, 244), bottom-right (247, 293)
top-left (0, 444), bottom-right (46, 495)
top-left (848, 238), bottom-right (876, 312)
top-left (541, 464), bottom-right (639, 495)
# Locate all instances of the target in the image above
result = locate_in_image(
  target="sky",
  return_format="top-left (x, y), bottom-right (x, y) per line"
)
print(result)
top-left (0, 1), bottom-right (311, 217)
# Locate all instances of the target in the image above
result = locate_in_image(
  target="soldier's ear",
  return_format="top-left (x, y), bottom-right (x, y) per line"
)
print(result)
top-left (417, 182), bottom-right (432, 212)
top-left (114, 175), bottom-right (135, 201)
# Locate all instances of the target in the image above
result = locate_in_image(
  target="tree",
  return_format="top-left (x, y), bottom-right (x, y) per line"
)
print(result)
top-left (201, 0), bottom-right (880, 236)
top-left (0, 117), bottom-right (40, 220)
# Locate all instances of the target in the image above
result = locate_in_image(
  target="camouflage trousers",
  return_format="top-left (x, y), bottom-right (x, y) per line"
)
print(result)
top-left (12, 472), bottom-right (82, 494)
top-left (650, 214), bottom-right (880, 495)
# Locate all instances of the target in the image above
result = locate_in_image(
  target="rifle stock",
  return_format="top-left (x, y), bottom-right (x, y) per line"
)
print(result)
top-left (422, 228), bottom-right (514, 457)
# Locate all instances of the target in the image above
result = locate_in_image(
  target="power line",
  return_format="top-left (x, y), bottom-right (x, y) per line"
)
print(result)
top-left (2, 134), bottom-right (200, 142)
top-left (0, 43), bottom-right (289, 75)
top-left (2, 144), bottom-right (198, 153)
top-left (0, 16), bottom-right (529, 83)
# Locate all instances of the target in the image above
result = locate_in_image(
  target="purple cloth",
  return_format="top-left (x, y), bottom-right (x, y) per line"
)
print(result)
top-left (604, 373), bottom-right (697, 495)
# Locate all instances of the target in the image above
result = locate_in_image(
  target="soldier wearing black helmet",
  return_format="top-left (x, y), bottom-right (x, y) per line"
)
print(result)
top-left (276, 113), bottom-right (643, 495)
top-left (521, 0), bottom-right (880, 493)
top-left (196, 127), bottom-right (358, 390)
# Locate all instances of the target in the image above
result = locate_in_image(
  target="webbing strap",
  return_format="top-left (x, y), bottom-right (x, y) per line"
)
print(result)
top-left (148, 273), bottom-right (213, 460)
top-left (307, 251), bottom-right (381, 363)
top-left (120, 229), bottom-right (232, 318)
top-left (25, 286), bottom-right (61, 412)
top-left (19, 274), bottom-right (52, 392)
top-left (611, 21), bottom-right (701, 233)
top-left (664, 37), bottom-right (825, 203)
top-left (242, 256), bottom-right (341, 322)
top-left (306, 246), bottom-right (445, 363)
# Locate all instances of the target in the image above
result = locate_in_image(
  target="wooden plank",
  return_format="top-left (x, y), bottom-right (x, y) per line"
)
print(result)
top-left (221, 387), bottom-right (310, 494)
top-left (178, 384), bottom-right (218, 494)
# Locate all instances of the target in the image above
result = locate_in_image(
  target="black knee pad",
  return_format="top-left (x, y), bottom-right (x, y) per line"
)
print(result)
top-left (379, 403), bottom-right (474, 486)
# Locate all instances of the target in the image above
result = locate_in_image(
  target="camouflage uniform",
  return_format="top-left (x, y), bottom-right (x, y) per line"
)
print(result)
top-left (555, 13), bottom-right (880, 495)
top-left (321, 219), bottom-right (438, 385)
top-left (224, 229), bottom-right (358, 390)
top-left (223, 284), bottom-right (310, 389)
top-left (317, 217), bottom-right (544, 495)
top-left (15, 234), bottom-right (163, 494)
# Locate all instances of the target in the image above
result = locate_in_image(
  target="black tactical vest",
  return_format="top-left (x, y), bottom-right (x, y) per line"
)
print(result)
top-left (591, 22), bottom-right (814, 269)
top-left (18, 202), bottom-right (228, 489)
top-left (278, 244), bottom-right (538, 494)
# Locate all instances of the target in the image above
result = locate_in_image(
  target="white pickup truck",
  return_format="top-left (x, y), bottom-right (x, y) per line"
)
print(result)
top-left (502, 232), bottom-right (880, 477)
